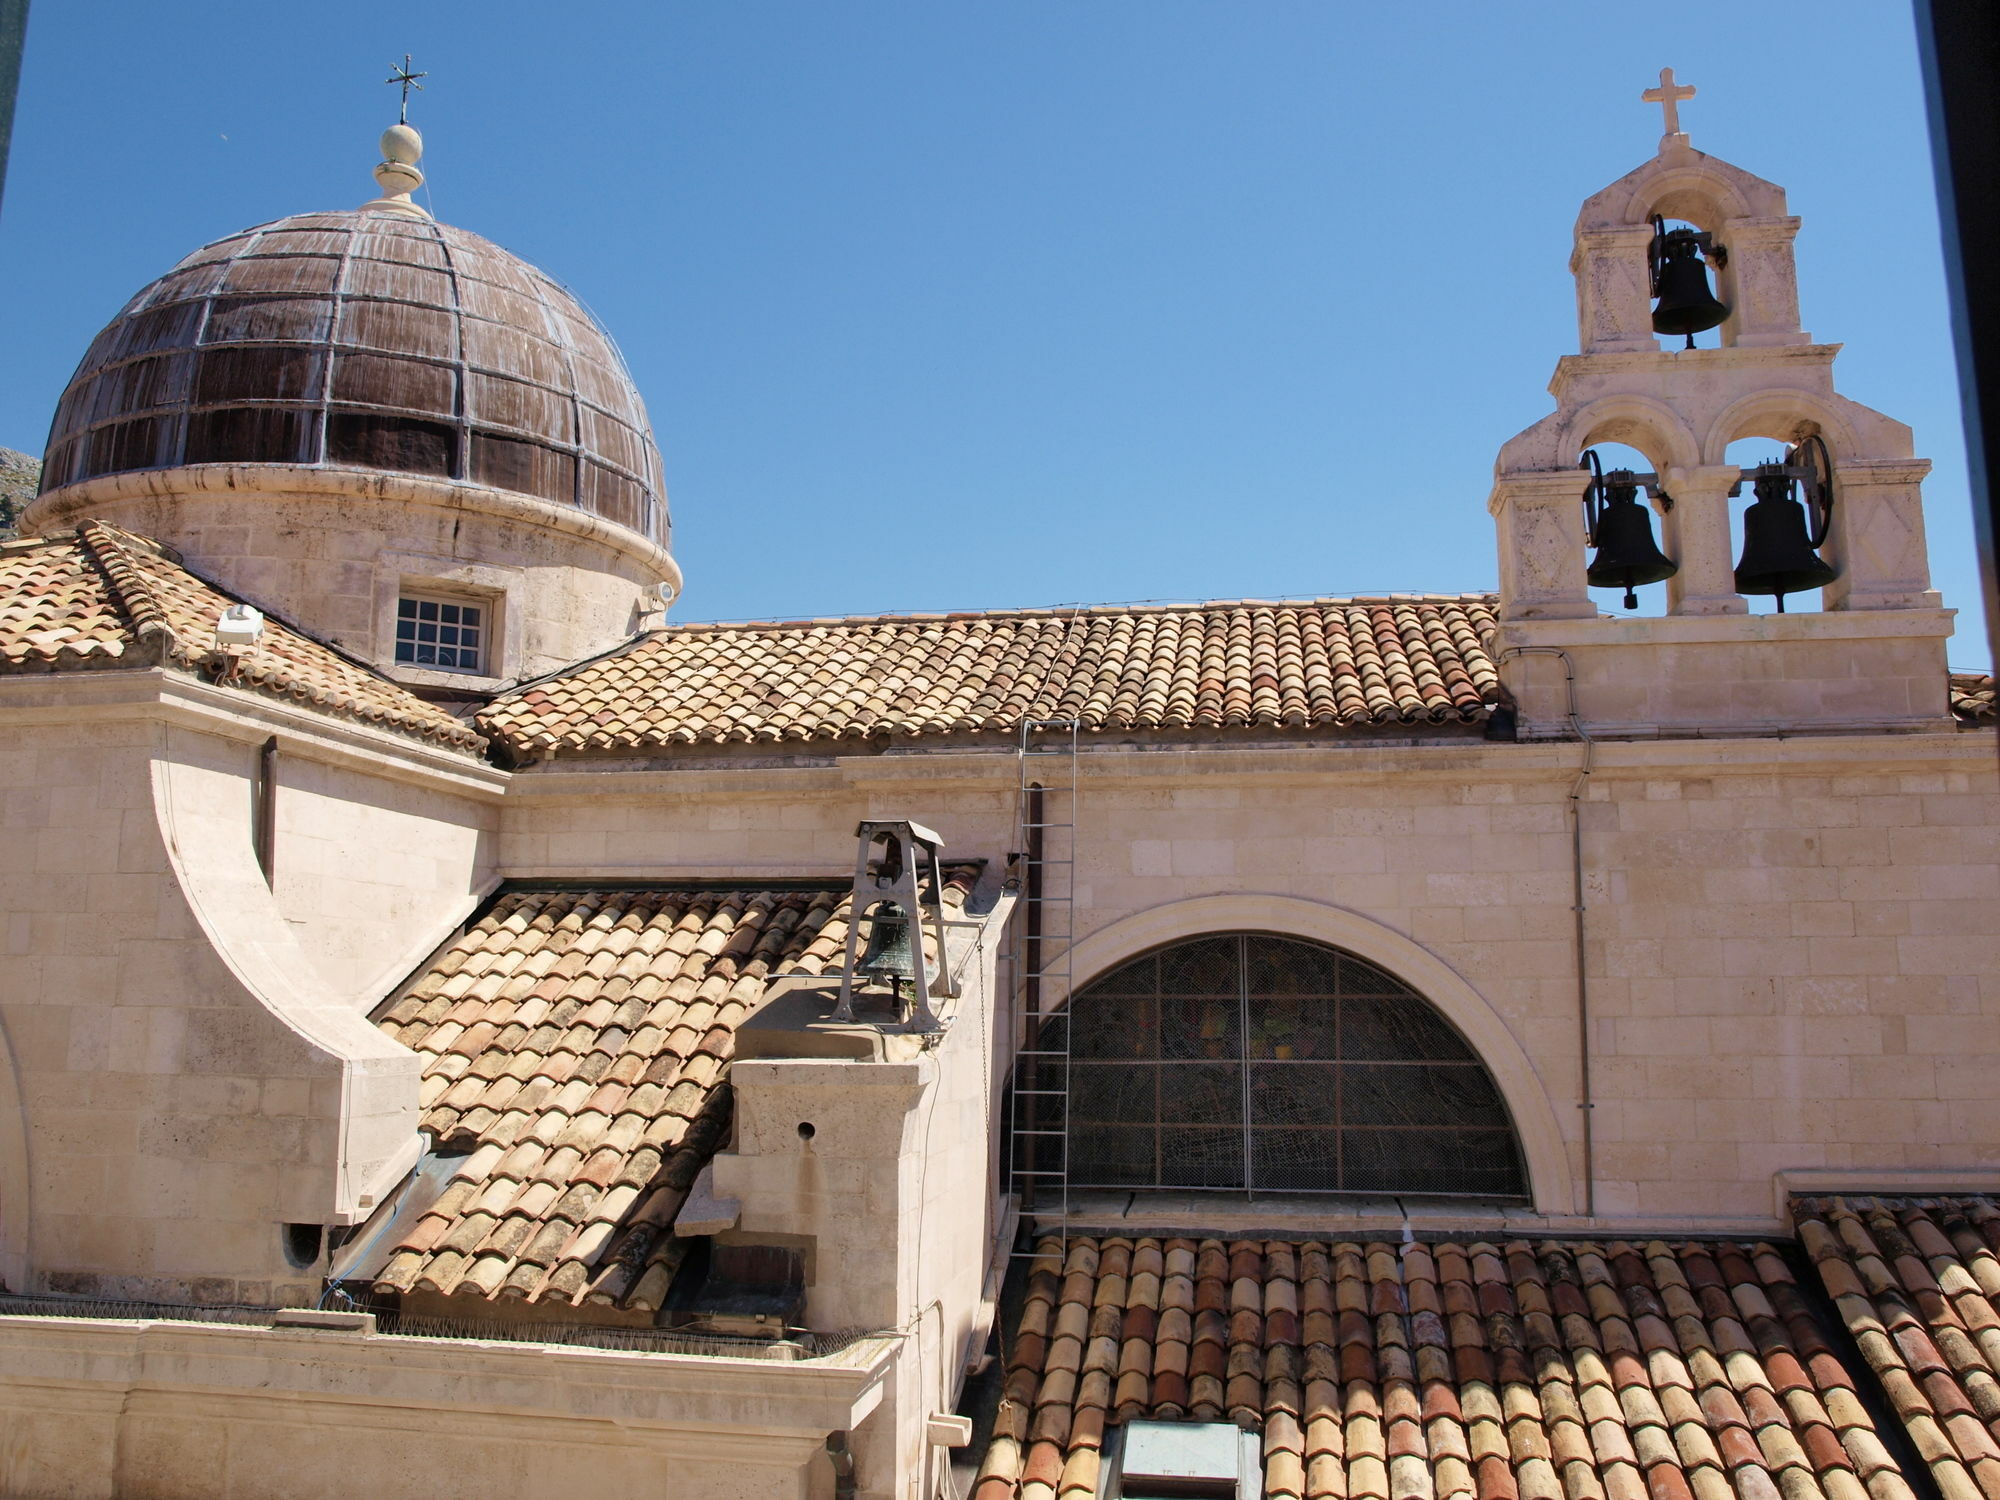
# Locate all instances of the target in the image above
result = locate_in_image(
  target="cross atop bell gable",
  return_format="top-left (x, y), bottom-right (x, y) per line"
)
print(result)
top-left (1642, 66), bottom-right (1695, 140)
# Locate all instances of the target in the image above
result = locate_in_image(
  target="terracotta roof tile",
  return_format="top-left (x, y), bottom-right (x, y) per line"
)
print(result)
top-left (371, 877), bottom-right (973, 1313)
top-left (476, 596), bottom-right (1508, 755)
top-left (0, 522), bottom-right (483, 752)
top-left (1950, 674), bottom-right (1996, 725)
top-left (976, 1235), bottom-right (1920, 1500)
top-left (1794, 1196), bottom-right (2000, 1500)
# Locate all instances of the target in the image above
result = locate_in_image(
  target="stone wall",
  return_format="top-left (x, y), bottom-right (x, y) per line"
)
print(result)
top-left (0, 1314), bottom-right (891, 1500)
top-left (501, 728), bottom-right (2000, 1230)
top-left (0, 671), bottom-right (503, 1299)
top-left (265, 749), bottom-right (498, 1004)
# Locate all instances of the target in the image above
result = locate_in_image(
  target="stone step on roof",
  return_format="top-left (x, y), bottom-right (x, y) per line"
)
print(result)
top-left (0, 519), bottom-right (484, 753)
top-left (974, 1233), bottom-right (1921, 1500)
top-left (476, 595), bottom-right (1505, 756)
top-left (1793, 1195), bottom-right (2000, 1500)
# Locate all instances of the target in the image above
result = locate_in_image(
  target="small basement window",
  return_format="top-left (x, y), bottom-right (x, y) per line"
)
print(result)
top-left (395, 594), bottom-right (486, 673)
top-left (1108, 1422), bottom-right (1258, 1498)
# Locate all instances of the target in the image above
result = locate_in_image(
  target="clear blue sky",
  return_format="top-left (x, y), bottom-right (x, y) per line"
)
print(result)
top-left (3, 1), bottom-right (1988, 666)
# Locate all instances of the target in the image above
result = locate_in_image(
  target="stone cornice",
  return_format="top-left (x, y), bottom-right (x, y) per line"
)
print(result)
top-left (1547, 341), bottom-right (1843, 400)
top-left (0, 668), bottom-right (509, 800)
top-left (0, 1315), bottom-right (895, 1435)
top-left (26, 464), bottom-right (682, 592)
top-left (496, 729), bottom-right (1991, 802)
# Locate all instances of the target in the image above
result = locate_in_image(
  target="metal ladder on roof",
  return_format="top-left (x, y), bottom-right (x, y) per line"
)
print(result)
top-left (1006, 718), bottom-right (1080, 1260)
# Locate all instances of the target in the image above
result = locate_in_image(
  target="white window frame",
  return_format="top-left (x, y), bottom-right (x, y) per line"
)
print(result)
top-left (393, 589), bottom-right (490, 675)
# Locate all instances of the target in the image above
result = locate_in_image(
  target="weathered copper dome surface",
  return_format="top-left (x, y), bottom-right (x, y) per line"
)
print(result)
top-left (41, 210), bottom-right (667, 543)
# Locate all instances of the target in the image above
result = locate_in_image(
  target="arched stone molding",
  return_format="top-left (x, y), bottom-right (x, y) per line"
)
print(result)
top-left (1058, 893), bottom-right (1578, 1216)
top-left (1577, 149), bottom-right (1783, 234)
top-left (1701, 389), bottom-right (1913, 466)
top-left (0, 1012), bottom-right (32, 1291)
top-left (1495, 395), bottom-right (1700, 477)
top-left (1565, 394), bottom-right (1703, 475)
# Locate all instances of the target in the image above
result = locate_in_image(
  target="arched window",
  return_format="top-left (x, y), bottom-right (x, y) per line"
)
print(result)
top-left (1060, 933), bottom-right (1526, 1198)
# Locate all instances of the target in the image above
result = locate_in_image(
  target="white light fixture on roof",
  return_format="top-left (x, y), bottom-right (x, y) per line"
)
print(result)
top-left (215, 604), bottom-right (266, 651)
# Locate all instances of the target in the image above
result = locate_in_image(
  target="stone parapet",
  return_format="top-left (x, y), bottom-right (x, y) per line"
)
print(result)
top-left (0, 1313), bottom-right (893, 1500)
top-left (1492, 608), bottom-right (1958, 738)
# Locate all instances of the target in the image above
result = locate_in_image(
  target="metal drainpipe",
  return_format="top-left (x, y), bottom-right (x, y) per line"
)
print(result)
top-left (826, 1431), bottom-right (856, 1500)
top-left (254, 735), bottom-right (278, 882)
top-left (1494, 646), bottom-right (1597, 1219)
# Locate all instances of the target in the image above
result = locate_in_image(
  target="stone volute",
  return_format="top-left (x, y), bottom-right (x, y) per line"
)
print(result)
top-left (1486, 71), bottom-right (1953, 738)
top-left (25, 123), bottom-right (682, 686)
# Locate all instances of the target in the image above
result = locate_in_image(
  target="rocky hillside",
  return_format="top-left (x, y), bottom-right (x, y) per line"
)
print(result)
top-left (0, 448), bottom-right (40, 536)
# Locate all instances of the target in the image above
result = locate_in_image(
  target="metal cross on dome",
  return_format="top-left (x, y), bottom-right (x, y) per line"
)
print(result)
top-left (385, 54), bottom-right (427, 125)
top-left (1643, 66), bottom-right (1695, 137)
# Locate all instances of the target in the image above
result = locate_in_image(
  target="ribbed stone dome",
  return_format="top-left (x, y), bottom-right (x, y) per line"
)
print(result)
top-left (40, 209), bottom-right (667, 544)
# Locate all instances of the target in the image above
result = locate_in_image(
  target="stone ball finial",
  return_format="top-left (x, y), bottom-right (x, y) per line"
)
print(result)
top-left (366, 122), bottom-right (429, 218)
top-left (380, 123), bottom-right (423, 166)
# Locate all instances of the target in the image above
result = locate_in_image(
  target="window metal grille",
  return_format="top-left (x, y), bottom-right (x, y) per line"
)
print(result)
top-left (394, 595), bottom-right (484, 673)
top-left (1060, 933), bottom-right (1527, 1199)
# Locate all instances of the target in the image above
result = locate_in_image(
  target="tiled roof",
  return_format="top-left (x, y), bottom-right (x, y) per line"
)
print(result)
top-left (0, 521), bottom-right (484, 753)
top-left (1951, 675), bottom-right (1996, 725)
top-left (1794, 1196), bottom-right (2000, 1500)
top-left (371, 879), bottom-right (972, 1312)
top-left (975, 1233), bottom-right (1920, 1500)
top-left (477, 597), bottom-right (1505, 755)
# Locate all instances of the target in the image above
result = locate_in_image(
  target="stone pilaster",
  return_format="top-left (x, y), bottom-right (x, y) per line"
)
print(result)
top-left (1823, 456), bottom-right (1938, 611)
top-left (1718, 216), bottom-right (1809, 348)
top-left (1571, 225), bottom-right (1659, 355)
top-left (1660, 463), bottom-right (1749, 616)
top-left (1490, 469), bottom-right (1595, 621)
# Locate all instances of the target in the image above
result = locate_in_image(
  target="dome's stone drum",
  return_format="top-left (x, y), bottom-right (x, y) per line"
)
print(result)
top-left (40, 210), bottom-right (668, 544)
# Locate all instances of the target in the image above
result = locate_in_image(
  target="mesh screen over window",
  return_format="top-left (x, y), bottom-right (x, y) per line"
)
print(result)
top-left (1059, 933), bottom-right (1526, 1198)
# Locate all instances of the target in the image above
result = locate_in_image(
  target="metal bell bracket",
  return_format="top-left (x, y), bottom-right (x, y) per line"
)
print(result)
top-left (831, 819), bottom-right (959, 1033)
top-left (1578, 449), bottom-right (1675, 544)
top-left (1723, 432), bottom-right (1836, 541)
top-left (1646, 214), bottom-right (1728, 283)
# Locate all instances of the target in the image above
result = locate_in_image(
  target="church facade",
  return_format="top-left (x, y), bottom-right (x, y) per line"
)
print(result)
top-left (0, 86), bottom-right (1994, 1500)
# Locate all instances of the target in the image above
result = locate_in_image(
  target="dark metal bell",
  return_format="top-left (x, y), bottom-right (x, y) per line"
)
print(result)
top-left (857, 902), bottom-right (916, 991)
top-left (1585, 473), bottom-right (1678, 609)
top-left (1734, 467), bottom-right (1839, 610)
top-left (1651, 229), bottom-right (1729, 345)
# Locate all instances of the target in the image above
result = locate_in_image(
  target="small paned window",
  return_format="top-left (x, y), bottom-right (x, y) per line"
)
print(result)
top-left (395, 595), bottom-right (485, 673)
top-left (1046, 933), bottom-right (1527, 1199)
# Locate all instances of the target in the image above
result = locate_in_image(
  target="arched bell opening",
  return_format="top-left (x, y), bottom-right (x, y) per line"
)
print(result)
top-left (1720, 433), bottom-right (1839, 615)
top-left (1576, 439), bottom-right (1678, 617)
top-left (1040, 932), bottom-right (1529, 1201)
top-left (1645, 212), bottom-right (1731, 353)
